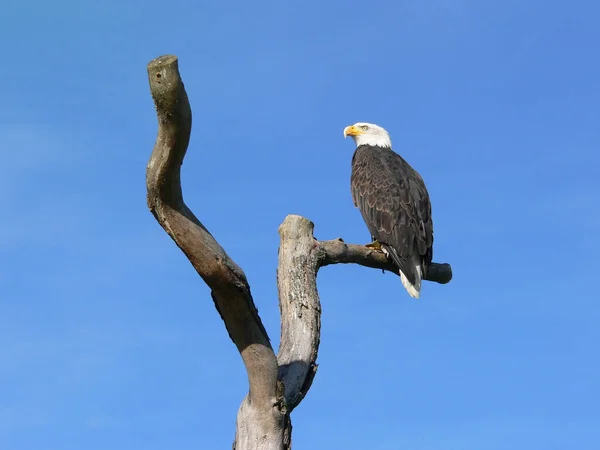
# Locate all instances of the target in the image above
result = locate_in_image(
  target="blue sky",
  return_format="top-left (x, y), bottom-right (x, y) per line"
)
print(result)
top-left (1, 0), bottom-right (599, 448)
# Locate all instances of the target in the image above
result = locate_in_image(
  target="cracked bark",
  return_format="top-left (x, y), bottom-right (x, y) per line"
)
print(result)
top-left (146, 55), bottom-right (452, 449)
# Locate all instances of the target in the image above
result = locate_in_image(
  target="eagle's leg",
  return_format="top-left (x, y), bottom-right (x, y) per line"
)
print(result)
top-left (365, 239), bottom-right (382, 251)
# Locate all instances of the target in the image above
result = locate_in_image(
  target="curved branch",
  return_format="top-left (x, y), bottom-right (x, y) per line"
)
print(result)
top-left (146, 55), bottom-right (277, 412)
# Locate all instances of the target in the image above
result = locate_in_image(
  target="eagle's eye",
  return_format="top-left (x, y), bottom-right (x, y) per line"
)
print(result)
top-left (361, 125), bottom-right (369, 131)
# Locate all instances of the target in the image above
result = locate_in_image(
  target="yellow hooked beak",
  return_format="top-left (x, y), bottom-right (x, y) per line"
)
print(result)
top-left (343, 125), bottom-right (363, 138)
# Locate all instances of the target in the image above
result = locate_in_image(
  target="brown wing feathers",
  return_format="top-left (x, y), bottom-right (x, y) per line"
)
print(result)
top-left (351, 145), bottom-right (433, 285)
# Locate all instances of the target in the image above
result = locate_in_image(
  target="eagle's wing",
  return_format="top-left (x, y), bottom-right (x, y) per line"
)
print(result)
top-left (351, 147), bottom-right (433, 284)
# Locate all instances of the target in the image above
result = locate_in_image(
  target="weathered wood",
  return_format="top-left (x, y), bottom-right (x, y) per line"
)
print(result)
top-left (146, 55), bottom-right (284, 450)
top-left (320, 239), bottom-right (453, 284)
top-left (146, 55), bottom-right (453, 449)
top-left (277, 216), bottom-right (321, 411)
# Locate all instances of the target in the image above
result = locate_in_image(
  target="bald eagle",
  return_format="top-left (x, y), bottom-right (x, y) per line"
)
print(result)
top-left (344, 122), bottom-right (433, 298)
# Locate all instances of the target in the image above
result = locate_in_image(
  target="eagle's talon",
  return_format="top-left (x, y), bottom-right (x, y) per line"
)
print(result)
top-left (365, 240), bottom-right (382, 251)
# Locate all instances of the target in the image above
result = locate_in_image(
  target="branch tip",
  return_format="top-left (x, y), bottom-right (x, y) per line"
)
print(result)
top-left (279, 214), bottom-right (315, 240)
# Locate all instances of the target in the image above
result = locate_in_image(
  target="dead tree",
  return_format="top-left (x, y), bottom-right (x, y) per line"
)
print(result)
top-left (145, 55), bottom-right (452, 450)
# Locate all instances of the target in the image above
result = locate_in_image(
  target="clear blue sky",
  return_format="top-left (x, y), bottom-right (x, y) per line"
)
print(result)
top-left (1, 0), bottom-right (599, 449)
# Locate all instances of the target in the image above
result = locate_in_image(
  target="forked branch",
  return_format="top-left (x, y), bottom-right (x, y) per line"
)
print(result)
top-left (146, 55), bottom-right (452, 450)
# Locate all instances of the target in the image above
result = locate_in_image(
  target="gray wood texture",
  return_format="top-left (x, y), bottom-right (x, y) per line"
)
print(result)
top-left (146, 55), bottom-right (452, 449)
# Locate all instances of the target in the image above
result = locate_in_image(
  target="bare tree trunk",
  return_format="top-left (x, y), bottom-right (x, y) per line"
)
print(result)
top-left (145, 55), bottom-right (452, 449)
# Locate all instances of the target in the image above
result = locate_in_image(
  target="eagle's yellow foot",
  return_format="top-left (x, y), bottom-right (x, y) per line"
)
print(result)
top-left (365, 240), bottom-right (382, 251)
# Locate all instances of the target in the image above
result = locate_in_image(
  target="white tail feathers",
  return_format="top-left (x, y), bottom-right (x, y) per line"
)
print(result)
top-left (381, 245), bottom-right (423, 298)
top-left (399, 266), bottom-right (422, 299)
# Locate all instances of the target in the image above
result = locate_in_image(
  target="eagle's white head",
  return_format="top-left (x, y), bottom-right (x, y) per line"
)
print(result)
top-left (343, 122), bottom-right (392, 148)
